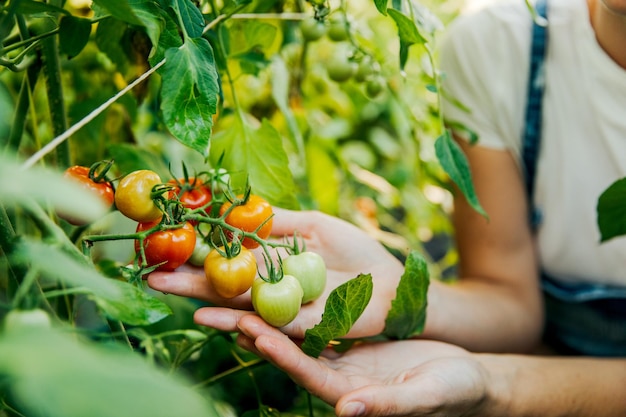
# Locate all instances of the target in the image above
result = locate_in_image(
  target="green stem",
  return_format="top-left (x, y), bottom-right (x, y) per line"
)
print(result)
top-left (107, 319), bottom-right (133, 350)
top-left (6, 63), bottom-right (40, 152)
top-left (0, 204), bottom-right (22, 299)
top-left (38, 16), bottom-right (70, 168)
top-left (193, 357), bottom-right (265, 389)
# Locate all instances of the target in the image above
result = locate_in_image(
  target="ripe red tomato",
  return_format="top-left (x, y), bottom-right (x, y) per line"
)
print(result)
top-left (135, 220), bottom-right (195, 271)
top-left (251, 275), bottom-right (304, 327)
top-left (204, 246), bottom-right (257, 299)
top-left (62, 165), bottom-right (115, 225)
top-left (168, 177), bottom-right (213, 213)
top-left (115, 170), bottom-right (164, 223)
top-left (219, 194), bottom-right (273, 249)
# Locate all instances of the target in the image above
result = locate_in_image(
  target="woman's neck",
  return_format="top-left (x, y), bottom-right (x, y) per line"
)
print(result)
top-left (588, 0), bottom-right (626, 69)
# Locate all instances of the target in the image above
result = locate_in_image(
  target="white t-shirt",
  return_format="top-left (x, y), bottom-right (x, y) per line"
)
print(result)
top-left (440, 0), bottom-right (626, 287)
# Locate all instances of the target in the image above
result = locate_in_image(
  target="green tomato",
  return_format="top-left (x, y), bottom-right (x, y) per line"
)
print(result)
top-left (326, 54), bottom-right (356, 82)
top-left (3, 309), bottom-right (51, 333)
top-left (188, 234), bottom-right (213, 267)
top-left (282, 252), bottom-right (327, 304)
top-left (251, 275), bottom-right (303, 327)
top-left (300, 17), bottom-right (326, 42)
top-left (327, 17), bottom-right (349, 42)
top-left (365, 76), bottom-right (386, 98)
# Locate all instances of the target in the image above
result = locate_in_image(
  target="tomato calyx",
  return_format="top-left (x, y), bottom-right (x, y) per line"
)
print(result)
top-left (88, 159), bottom-right (116, 187)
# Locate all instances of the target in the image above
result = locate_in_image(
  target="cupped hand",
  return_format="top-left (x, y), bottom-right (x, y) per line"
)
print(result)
top-left (148, 207), bottom-right (405, 339)
top-left (236, 315), bottom-right (492, 417)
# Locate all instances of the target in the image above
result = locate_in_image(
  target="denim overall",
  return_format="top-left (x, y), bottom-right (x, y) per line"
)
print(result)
top-left (523, 0), bottom-right (626, 356)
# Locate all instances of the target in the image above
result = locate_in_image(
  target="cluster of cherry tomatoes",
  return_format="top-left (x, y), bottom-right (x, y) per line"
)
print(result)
top-left (62, 161), bottom-right (327, 327)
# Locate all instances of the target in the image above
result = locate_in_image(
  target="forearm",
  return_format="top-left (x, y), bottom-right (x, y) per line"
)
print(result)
top-left (479, 354), bottom-right (626, 417)
top-left (422, 278), bottom-right (543, 353)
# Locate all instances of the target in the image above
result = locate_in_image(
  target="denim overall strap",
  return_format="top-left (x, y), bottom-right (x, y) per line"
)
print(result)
top-left (522, 0), bottom-right (548, 229)
top-left (523, 1), bottom-right (626, 356)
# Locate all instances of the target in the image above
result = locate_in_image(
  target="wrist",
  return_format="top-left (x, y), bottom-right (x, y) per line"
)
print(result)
top-left (473, 353), bottom-right (515, 417)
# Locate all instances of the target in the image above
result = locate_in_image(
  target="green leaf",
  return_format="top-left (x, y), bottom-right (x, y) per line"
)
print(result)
top-left (435, 130), bottom-right (487, 217)
top-left (597, 177), bottom-right (626, 242)
top-left (387, 8), bottom-right (426, 45)
top-left (159, 38), bottom-right (219, 157)
top-left (12, 239), bottom-right (122, 300)
top-left (383, 251), bottom-right (429, 339)
top-left (172, 0), bottom-right (205, 39)
top-left (226, 20), bottom-right (278, 57)
top-left (301, 274), bottom-right (373, 358)
top-left (210, 115), bottom-right (299, 209)
top-left (89, 280), bottom-right (172, 326)
top-left (0, 327), bottom-right (220, 417)
top-left (0, 155), bottom-right (108, 225)
top-left (14, 0), bottom-right (70, 16)
top-left (59, 16), bottom-right (92, 59)
top-left (92, 0), bottom-right (142, 25)
top-left (107, 143), bottom-right (171, 180)
top-left (374, 0), bottom-right (389, 15)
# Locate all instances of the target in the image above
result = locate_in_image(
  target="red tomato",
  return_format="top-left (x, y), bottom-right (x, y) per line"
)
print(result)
top-left (62, 165), bottom-right (115, 225)
top-left (135, 220), bottom-right (195, 271)
top-left (219, 194), bottom-right (273, 249)
top-left (168, 177), bottom-right (212, 222)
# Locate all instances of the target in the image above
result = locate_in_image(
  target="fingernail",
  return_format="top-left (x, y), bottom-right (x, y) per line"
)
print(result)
top-left (338, 401), bottom-right (365, 417)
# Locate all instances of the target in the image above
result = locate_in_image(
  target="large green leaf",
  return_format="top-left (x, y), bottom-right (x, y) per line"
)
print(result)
top-left (597, 177), bottom-right (626, 242)
top-left (301, 274), bottom-right (373, 358)
top-left (92, 0), bottom-right (142, 25)
top-left (90, 280), bottom-right (173, 326)
top-left (172, 0), bottom-right (205, 39)
top-left (0, 327), bottom-right (220, 417)
top-left (12, 239), bottom-right (121, 300)
top-left (383, 250), bottom-right (429, 340)
top-left (59, 16), bottom-right (92, 59)
top-left (159, 38), bottom-right (219, 157)
top-left (210, 115), bottom-right (299, 209)
top-left (435, 130), bottom-right (487, 217)
top-left (13, 240), bottom-right (172, 326)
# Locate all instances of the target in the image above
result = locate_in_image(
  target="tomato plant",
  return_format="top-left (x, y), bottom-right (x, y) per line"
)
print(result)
top-left (60, 165), bottom-right (115, 225)
top-left (219, 194), bottom-right (273, 249)
top-left (282, 251), bottom-right (327, 304)
top-left (204, 246), bottom-right (257, 299)
top-left (116, 170), bottom-right (165, 223)
top-left (327, 16), bottom-right (350, 42)
top-left (326, 53), bottom-right (357, 82)
top-left (188, 234), bottom-right (213, 267)
top-left (251, 275), bottom-right (304, 328)
top-left (135, 220), bottom-right (196, 271)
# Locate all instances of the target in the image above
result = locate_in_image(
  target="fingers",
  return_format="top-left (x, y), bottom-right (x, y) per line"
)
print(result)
top-left (194, 307), bottom-right (256, 332)
top-left (236, 315), bottom-right (352, 405)
top-left (147, 269), bottom-right (252, 309)
top-left (336, 382), bottom-right (435, 417)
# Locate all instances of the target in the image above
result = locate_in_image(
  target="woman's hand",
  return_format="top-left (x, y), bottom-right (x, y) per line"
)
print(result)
top-left (148, 207), bottom-right (405, 339)
top-left (235, 315), bottom-right (496, 417)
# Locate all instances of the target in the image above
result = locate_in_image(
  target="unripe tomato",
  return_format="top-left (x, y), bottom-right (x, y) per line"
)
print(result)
top-left (282, 251), bottom-right (327, 304)
top-left (188, 234), bottom-right (213, 267)
top-left (3, 309), bottom-right (52, 333)
top-left (326, 53), bottom-right (356, 82)
top-left (219, 194), bottom-right (273, 249)
top-left (135, 220), bottom-right (196, 271)
top-left (299, 17), bottom-right (326, 42)
top-left (251, 275), bottom-right (303, 327)
top-left (204, 246), bottom-right (257, 299)
top-left (365, 76), bottom-right (386, 98)
top-left (327, 16), bottom-right (349, 42)
top-left (61, 165), bottom-right (115, 225)
top-left (115, 170), bottom-right (164, 222)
